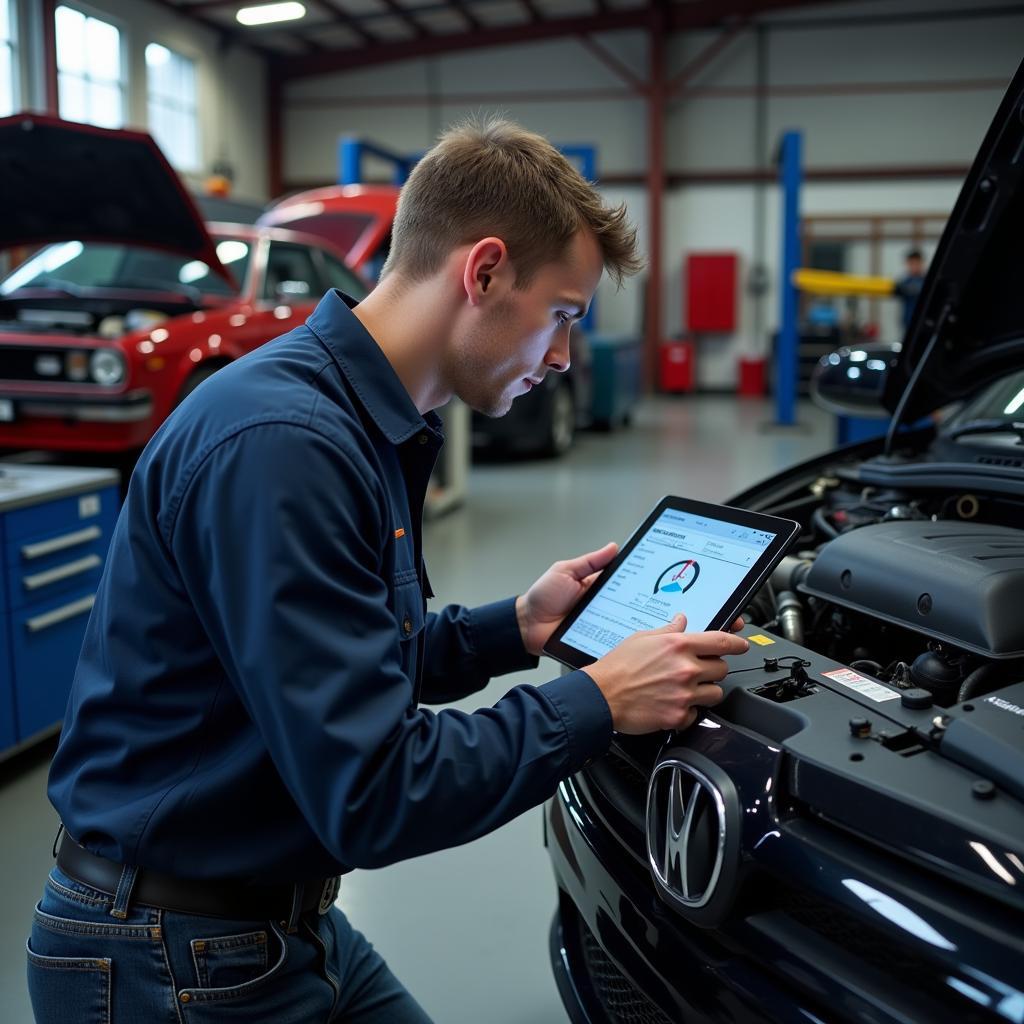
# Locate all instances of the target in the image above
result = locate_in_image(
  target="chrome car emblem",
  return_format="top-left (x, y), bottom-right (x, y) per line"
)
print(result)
top-left (646, 759), bottom-right (727, 909)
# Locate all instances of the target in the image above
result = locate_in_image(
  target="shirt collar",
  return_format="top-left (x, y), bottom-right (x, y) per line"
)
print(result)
top-left (307, 289), bottom-right (442, 445)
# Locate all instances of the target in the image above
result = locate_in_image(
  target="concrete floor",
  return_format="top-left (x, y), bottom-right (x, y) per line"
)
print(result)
top-left (0, 396), bottom-right (835, 1023)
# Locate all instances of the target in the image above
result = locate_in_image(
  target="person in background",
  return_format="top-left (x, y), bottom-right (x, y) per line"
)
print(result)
top-left (894, 247), bottom-right (927, 330)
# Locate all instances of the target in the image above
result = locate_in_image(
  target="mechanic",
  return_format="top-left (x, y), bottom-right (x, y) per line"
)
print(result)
top-left (27, 118), bottom-right (749, 1023)
top-left (894, 247), bottom-right (927, 329)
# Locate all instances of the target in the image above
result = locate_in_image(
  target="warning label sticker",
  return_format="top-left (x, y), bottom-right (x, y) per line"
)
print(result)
top-left (821, 668), bottom-right (900, 703)
top-left (748, 634), bottom-right (776, 646)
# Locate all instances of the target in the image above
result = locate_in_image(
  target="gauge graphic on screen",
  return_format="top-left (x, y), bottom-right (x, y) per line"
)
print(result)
top-left (654, 559), bottom-right (700, 595)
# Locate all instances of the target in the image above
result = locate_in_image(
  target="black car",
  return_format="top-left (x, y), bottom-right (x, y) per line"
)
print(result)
top-left (545, 61), bottom-right (1024, 1024)
top-left (472, 333), bottom-right (592, 458)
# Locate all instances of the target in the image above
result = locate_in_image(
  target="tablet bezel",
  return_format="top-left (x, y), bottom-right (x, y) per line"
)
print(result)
top-left (543, 495), bottom-right (800, 670)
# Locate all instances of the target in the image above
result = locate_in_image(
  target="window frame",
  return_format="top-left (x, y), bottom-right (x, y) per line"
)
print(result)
top-left (54, 2), bottom-right (129, 129)
top-left (0, 0), bottom-right (18, 118)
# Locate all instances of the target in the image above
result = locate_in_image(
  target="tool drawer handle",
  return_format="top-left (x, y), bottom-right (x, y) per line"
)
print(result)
top-left (26, 595), bottom-right (96, 633)
top-left (21, 526), bottom-right (103, 561)
top-left (23, 555), bottom-right (103, 591)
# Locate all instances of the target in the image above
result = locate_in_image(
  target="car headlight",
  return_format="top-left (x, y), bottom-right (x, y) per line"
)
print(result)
top-left (89, 349), bottom-right (126, 386)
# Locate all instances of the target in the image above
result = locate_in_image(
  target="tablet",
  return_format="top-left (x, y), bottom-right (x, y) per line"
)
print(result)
top-left (543, 496), bottom-right (800, 670)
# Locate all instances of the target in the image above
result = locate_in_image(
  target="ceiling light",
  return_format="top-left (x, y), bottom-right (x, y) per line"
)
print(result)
top-left (236, 2), bottom-right (306, 26)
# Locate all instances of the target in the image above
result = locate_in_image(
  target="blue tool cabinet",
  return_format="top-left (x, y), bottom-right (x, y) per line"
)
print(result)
top-left (0, 465), bottom-right (119, 760)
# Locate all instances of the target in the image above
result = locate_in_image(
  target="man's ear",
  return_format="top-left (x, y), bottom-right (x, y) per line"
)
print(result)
top-left (462, 237), bottom-right (510, 306)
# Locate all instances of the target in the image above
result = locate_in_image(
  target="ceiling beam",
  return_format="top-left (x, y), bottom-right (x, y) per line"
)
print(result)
top-left (274, 0), bottom-right (850, 79)
top-left (520, 0), bottom-right (543, 24)
top-left (319, 0), bottom-right (378, 43)
top-left (577, 33), bottom-right (646, 94)
top-left (147, 0), bottom-right (280, 59)
top-left (378, 0), bottom-right (432, 37)
top-left (277, 7), bottom-right (648, 77)
top-left (667, 19), bottom-right (747, 95)
top-left (446, 0), bottom-right (482, 32)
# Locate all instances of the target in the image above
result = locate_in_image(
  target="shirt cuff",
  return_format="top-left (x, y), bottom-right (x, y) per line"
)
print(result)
top-left (540, 670), bottom-right (613, 774)
top-left (468, 598), bottom-right (539, 678)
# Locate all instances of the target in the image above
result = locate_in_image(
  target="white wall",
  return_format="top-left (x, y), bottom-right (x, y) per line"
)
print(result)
top-left (14, 0), bottom-right (269, 202)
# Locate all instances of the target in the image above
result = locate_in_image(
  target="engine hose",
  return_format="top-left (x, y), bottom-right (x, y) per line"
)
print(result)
top-left (813, 507), bottom-right (840, 539)
top-left (776, 590), bottom-right (805, 646)
top-left (958, 663), bottom-right (1000, 703)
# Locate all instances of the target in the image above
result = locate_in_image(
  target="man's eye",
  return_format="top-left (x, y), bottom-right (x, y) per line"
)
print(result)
top-left (556, 312), bottom-right (571, 325)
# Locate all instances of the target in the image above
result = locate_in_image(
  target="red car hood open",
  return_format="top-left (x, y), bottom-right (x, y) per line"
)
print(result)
top-left (0, 114), bottom-right (232, 283)
top-left (258, 184), bottom-right (399, 272)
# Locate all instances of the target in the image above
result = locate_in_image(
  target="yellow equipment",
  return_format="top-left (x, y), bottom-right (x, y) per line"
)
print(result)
top-left (792, 268), bottom-right (895, 298)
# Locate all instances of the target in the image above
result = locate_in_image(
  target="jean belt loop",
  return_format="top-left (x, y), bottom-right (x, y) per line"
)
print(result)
top-left (110, 863), bottom-right (140, 920)
top-left (51, 823), bottom-right (65, 860)
top-left (285, 883), bottom-right (304, 934)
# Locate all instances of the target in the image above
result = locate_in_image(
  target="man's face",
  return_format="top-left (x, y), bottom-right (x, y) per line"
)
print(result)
top-left (907, 256), bottom-right (924, 276)
top-left (444, 229), bottom-right (604, 417)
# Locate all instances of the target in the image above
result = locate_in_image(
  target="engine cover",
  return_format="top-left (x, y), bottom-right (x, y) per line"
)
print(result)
top-left (801, 521), bottom-right (1024, 658)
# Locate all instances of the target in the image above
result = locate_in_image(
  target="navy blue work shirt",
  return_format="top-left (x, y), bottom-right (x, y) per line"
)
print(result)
top-left (49, 290), bottom-right (612, 882)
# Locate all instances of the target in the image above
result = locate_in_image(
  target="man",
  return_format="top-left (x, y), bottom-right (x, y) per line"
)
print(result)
top-left (894, 247), bottom-right (926, 330)
top-left (27, 119), bottom-right (748, 1022)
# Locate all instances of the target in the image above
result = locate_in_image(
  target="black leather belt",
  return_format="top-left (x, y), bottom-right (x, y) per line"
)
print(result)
top-left (56, 834), bottom-right (341, 921)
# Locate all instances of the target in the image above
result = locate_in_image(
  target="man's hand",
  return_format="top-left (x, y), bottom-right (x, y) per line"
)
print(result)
top-left (516, 542), bottom-right (619, 657)
top-left (585, 614), bottom-right (749, 734)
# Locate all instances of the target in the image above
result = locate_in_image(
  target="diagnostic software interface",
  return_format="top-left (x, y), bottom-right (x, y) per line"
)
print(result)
top-left (560, 508), bottom-right (775, 660)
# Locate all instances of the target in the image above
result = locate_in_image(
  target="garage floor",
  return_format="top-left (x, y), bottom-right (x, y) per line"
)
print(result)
top-left (0, 395), bottom-right (836, 1023)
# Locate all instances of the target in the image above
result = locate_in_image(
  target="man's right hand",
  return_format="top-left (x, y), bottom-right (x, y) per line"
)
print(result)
top-left (583, 614), bottom-right (749, 734)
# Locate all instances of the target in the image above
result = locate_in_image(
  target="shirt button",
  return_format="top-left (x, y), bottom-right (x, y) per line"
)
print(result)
top-left (418, 434), bottom-right (429, 445)
top-left (402, 616), bottom-right (414, 636)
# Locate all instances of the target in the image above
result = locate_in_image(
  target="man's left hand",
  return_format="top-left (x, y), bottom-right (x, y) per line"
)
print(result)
top-left (516, 542), bottom-right (619, 657)
top-left (515, 543), bottom-right (749, 659)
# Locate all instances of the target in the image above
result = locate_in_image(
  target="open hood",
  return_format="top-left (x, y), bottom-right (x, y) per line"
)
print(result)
top-left (0, 114), bottom-right (231, 283)
top-left (259, 185), bottom-right (398, 272)
top-left (883, 58), bottom-right (1024, 418)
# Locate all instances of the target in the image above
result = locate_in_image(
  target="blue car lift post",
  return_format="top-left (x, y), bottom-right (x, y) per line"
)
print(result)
top-left (775, 130), bottom-right (802, 428)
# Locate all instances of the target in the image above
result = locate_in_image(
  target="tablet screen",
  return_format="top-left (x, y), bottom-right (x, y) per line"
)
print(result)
top-left (558, 506), bottom-right (781, 661)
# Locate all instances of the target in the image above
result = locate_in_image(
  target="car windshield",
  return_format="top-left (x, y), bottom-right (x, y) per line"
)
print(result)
top-left (0, 237), bottom-right (252, 299)
top-left (946, 369), bottom-right (1024, 432)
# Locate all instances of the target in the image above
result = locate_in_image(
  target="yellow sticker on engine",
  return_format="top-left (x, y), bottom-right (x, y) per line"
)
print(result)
top-left (748, 634), bottom-right (776, 646)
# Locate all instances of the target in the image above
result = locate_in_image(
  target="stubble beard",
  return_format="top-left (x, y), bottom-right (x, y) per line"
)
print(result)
top-left (443, 299), bottom-right (522, 418)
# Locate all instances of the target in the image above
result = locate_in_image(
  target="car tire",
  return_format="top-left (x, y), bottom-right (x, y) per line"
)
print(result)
top-left (176, 363), bottom-right (226, 406)
top-left (543, 383), bottom-right (575, 457)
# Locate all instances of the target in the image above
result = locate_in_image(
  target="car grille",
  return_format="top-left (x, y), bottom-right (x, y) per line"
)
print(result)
top-left (0, 344), bottom-right (74, 382)
top-left (578, 916), bottom-right (673, 1024)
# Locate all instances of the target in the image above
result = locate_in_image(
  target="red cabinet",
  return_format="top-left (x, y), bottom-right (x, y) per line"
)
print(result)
top-left (686, 252), bottom-right (738, 333)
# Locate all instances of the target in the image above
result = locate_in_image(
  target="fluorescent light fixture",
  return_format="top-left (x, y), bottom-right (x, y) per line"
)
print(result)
top-left (236, 2), bottom-right (306, 26)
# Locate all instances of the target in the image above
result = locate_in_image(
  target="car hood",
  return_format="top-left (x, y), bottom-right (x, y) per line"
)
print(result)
top-left (258, 184), bottom-right (398, 271)
top-left (883, 58), bottom-right (1024, 418)
top-left (0, 114), bottom-right (231, 283)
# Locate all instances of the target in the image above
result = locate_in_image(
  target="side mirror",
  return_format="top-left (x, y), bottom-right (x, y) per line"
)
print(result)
top-left (810, 341), bottom-right (901, 418)
top-left (275, 279), bottom-right (311, 301)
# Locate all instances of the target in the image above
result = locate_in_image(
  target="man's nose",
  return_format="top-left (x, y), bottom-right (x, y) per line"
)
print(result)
top-left (546, 333), bottom-right (572, 373)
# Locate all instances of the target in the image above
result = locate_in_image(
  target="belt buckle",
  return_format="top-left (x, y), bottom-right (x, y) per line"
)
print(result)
top-left (318, 876), bottom-right (340, 915)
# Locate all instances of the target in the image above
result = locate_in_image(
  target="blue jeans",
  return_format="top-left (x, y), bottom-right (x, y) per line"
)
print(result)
top-left (27, 867), bottom-right (433, 1023)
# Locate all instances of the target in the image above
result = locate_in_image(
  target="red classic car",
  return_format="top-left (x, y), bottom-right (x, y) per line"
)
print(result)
top-left (0, 115), bottom-right (367, 456)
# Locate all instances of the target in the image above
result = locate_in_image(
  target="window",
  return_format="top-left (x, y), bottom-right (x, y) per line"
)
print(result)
top-left (263, 243), bottom-right (322, 301)
top-left (55, 6), bottom-right (125, 128)
top-left (0, 0), bottom-right (17, 117)
top-left (145, 43), bottom-right (199, 171)
top-left (320, 251), bottom-right (368, 300)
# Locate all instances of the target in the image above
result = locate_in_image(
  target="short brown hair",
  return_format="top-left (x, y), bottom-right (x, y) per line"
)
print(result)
top-left (381, 117), bottom-right (643, 289)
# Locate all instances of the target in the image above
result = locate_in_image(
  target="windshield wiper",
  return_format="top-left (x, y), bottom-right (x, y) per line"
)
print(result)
top-left (3, 276), bottom-right (84, 298)
top-left (948, 418), bottom-right (1024, 444)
